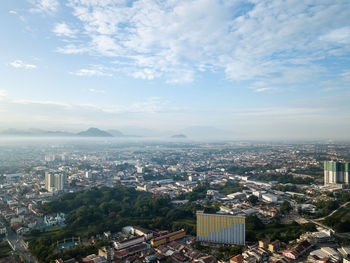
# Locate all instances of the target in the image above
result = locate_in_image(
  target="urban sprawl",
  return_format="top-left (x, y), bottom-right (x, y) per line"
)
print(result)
top-left (0, 140), bottom-right (350, 263)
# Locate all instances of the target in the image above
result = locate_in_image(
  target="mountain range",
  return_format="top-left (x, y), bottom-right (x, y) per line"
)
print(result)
top-left (0, 126), bottom-right (235, 139)
top-left (0, 128), bottom-right (118, 137)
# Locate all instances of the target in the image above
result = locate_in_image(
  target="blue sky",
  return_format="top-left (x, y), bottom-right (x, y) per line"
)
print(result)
top-left (0, 0), bottom-right (350, 139)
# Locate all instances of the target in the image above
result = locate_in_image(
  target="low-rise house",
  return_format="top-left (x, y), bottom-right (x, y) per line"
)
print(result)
top-left (259, 238), bottom-right (270, 249)
top-left (230, 254), bottom-right (244, 263)
top-left (44, 213), bottom-right (66, 226)
top-left (282, 240), bottom-right (312, 260)
top-left (151, 230), bottom-right (185, 247)
top-left (114, 243), bottom-right (150, 259)
top-left (81, 254), bottom-right (106, 263)
top-left (269, 240), bottom-right (281, 253)
top-left (113, 236), bottom-right (145, 250)
top-left (194, 255), bottom-right (216, 263)
top-left (308, 247), bottom-right (340, 262)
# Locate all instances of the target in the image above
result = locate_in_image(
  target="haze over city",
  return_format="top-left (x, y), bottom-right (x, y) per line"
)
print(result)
top-left (1, 0), bottom-right (350, 140)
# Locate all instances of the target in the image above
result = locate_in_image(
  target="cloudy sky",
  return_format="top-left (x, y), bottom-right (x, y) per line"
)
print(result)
top-left (1, 0), bottom-right (350, 139)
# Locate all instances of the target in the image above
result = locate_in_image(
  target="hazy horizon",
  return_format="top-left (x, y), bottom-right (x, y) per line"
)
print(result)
top-left (1, 1), bottom-right (350, 140)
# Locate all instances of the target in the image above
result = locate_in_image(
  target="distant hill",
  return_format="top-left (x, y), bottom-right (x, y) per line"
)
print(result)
top-left (0, 129), bottom-right (32, 136)
top-left (77, 128), bottom-right (113, 137)
top-left (41, 130), bottom-right (75, 136)
top-left (120, 126), bottom-right (159, 137)
top-left (179, 126), bottom-right (233, 139)
top-left (171, 134), bottom-right (187, 138)
top-left (107, 129), bottom-right (124, 137)
top-left (0, 129), bottom-right (74, 137)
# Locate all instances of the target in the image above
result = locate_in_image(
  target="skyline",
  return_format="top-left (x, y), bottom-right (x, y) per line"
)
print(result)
top-left (1, 0), bottom-right (350, 140)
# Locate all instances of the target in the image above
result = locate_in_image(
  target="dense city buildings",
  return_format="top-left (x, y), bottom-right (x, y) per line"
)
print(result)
top-left (1, 139), bottom-right (350, 262)
top-left (196, 211), bottom-right (245, 245)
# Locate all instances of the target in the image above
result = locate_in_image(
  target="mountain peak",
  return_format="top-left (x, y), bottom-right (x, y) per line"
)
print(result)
top-left (77, 127), bottom-right (113, 137)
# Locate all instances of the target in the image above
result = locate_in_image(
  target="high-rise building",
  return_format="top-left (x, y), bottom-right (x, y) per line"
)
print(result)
top-left (196, 211), bottom-right (245, 245)
top-left (55, 174), bottom-right (65, 191)
top-left (45, 154), bottom-right (56, 162)
top-left (45, 172), bottom-right (55, 191)
top-left (45, 172), bottom-right (65, 192)
top-left (85, 171), bottom-right (92, 179)
top-left (324, 161), bottom-right (350, 185)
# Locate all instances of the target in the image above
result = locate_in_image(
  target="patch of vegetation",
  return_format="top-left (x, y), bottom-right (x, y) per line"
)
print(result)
top-left (28, 238), bottom-right (109, 263)
top-left (280, 201), bottom-right (292, 214)
top-left (314, 200), bottom-right (339, 218)
top-left (178, 182), bottom-right (244, 201)
top-left (215, 182), bottom-right (245, 195)
top-left (273, 184), bottom-right (300, 193)
top-left (215, 245), bottom-right (243, 261)
top-left (28, 185), bottom-right (207, 262)
top-left (322, 203), bottom-right (350, 232)
top-left (245, 215), bottom-right (316, 243)
top-left (251, 174), bottom-right (314, 185)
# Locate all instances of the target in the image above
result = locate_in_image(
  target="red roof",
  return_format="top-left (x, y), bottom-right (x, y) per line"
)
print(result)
top-left (230, 254), bottom-right (243, 263)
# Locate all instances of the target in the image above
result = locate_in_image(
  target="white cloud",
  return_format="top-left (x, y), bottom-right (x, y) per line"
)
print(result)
top-left (56, 44), bottom-right (89, 54)
top-left (49, 0), bottom-right (350, 86)
top-left (30, 0), bottom-right (59, 14)
top-left (254, 88), bottom-right (274, 93)
top-left (341, 71), bottom-right (350, 82)
top-left (130, 97), bottom-right (170, 114)
top-left (70, 68), bottom-right (112, 77)
top-left (2, 96), bottom-right (171, 116)
top-left (10, 60), bottom-right (37, 69)
top-left (132, 69), bottom-right (158, 80)
top-left (88, 88), bottom-right (105, 94)
top-left (0, 90), bottom-right (7, 100)
top-left (53, 23), bottom-right (76, 38)
top-left (320, 27), bottom-right (350, 44)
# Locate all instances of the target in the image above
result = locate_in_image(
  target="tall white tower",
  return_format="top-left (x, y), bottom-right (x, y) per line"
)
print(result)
top-left (45, 172), bottom-right (55, 191)
top-left (55, 174), bottom-right (65, 191)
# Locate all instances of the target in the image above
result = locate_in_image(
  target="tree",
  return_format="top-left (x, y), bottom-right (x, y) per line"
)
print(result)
top-left (246, 215), bottom-right (265, 231)
top-left (248, 195), bottom-right (259, 206)
top-left (280, 201), bottom-right (292, 214)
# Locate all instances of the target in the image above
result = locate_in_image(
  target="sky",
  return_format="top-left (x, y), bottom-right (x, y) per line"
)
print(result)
top-left (0, 0), bottom-right (350, 139)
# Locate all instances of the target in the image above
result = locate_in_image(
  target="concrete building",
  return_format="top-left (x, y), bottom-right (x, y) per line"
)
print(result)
top-left (196, 211), bottom-right (245, 245)
top-left (5, 173), bottom-right (21, 183)
top-left (55, 174), bottom-right (65, 191)
top-left (324, 161), bottom-right (350, 185)
top-left (45, 172), bottom-right (55, 192)
top-left (45, 154), bottom-right (56, 162)
top-left (262, 193), bottom-right (278, 203)
top-left (45, 172), bottom-right (65, 192)
top-left (113, 236), bottom-right (145, 250)
top-left (85, 171), bottom-right (92, 179)
top-left (136, 166), bottom-right (144, 174)
top-left (150, 229), bottom-right (186, 247)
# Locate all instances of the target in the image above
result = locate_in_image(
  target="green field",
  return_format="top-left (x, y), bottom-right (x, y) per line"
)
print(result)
top-left (323, 203), bottom-right (350, 232)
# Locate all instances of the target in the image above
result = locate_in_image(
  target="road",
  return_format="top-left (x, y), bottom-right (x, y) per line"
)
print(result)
top-left (302, 201), bottom-right (350, 239)
top-left (1, 218), bottom-right (37, 263)
top-left (314, 201), bottom-right (350, 221)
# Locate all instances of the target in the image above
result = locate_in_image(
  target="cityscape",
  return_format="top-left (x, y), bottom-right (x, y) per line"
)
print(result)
top-left (0, 139), bottom-right (350, 262)
top-left (1, 0), bottom-right (350, 263)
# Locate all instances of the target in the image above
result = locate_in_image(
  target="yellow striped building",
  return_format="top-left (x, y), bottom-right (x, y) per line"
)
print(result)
top-left (196, 211), bottom-right (245, 245)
